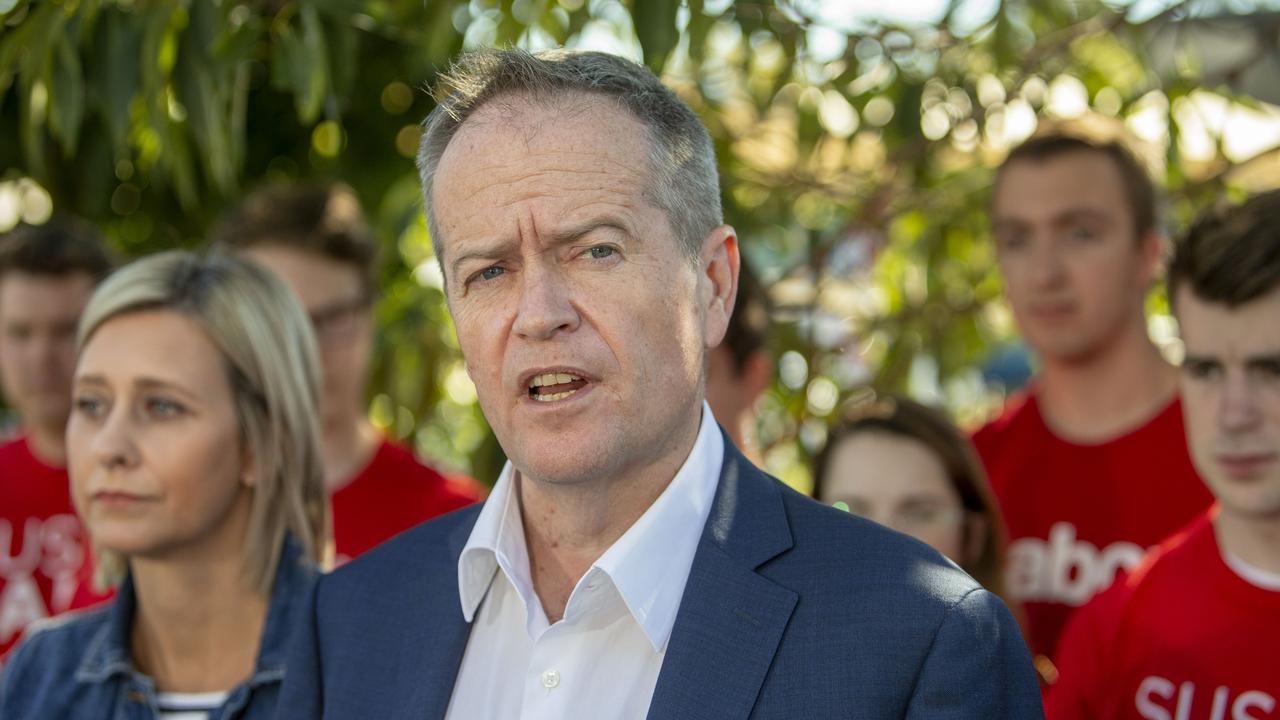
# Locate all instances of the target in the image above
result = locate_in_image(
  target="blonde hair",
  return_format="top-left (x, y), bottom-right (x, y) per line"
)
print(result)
top-left (77, 251), bottom-right (327, 593)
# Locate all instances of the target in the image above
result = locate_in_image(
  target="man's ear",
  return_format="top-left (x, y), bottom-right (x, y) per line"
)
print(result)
top-left (701, 225), bottom-right (740, 348)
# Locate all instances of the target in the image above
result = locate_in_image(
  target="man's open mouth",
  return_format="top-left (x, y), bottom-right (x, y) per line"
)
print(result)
top-left (528, 372), bottom-right (589, 402)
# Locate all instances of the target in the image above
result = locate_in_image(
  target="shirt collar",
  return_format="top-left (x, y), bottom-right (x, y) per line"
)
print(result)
top-left (456, 402), bottom-right (725, 652)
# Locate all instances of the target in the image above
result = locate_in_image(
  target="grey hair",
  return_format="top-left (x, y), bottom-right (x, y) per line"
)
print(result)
top-left (76, 251), bottom-right (328, 594)
top-left (417, 48), bottom-right (722, 267)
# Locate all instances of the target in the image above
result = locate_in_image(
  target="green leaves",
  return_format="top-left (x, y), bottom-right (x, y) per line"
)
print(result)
top-left (273, 4), bottom-right (330, 125)
top-left (633, 0), bottom-right (679, 72)
top-left (0, 0), bottom-right (1269, 482)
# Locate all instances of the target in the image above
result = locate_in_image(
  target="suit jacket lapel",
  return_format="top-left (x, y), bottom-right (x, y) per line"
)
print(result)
top-left (402, 515), bottom-right (477, 720)
top-left (647, 438), bottom-right (798, 720)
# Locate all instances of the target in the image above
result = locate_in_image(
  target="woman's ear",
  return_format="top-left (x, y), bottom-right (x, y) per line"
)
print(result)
top-left (241, 448), bottom-right (258, 488)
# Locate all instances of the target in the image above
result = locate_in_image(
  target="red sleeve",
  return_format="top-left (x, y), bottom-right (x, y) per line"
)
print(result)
top-left (1043, 581), bottom-right (1126, 720)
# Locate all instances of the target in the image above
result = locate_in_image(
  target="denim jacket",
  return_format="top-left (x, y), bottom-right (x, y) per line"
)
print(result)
top-left (0, 536), bottom-right (316, 720)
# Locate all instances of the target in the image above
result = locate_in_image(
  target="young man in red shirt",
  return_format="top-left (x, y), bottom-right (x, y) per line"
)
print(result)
top-left (974, 134), bottom-right (1212, 672)
top-left (0, 220), bottom-right (113, 662)
top-left (1046, 189), bottom-right (1280, 720)
top-left (214, 184), bottom-right (481, 562)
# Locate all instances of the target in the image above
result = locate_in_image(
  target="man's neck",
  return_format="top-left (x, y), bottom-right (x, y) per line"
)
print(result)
top-left (24, 422), bottom-right (67, 468)
top-left (1215, 510), bottom-right (1280, 577)
top-left (519, 407), bottom-right (703, 624)
top-left (128, 543), bottom-right (268, 692)
top-left (322, 416), bottom-right (381, 491)
top-left (1036, 326), bottom-right (1177, 443)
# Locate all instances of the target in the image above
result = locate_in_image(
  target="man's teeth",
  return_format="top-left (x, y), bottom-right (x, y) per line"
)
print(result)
top-left (529, 372), bottom-right (581, 388)
top-left (528, 372), bottom-right (584, 402)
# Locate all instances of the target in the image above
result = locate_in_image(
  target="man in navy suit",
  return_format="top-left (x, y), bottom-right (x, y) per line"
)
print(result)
top-left (277, 48), bottom-right (1043, 719)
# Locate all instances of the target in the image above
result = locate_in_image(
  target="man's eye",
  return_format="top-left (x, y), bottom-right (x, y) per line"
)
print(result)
top-left (1067, 226), bottom-right (1098, 242)
top-left (1183, 361), bottom-right (1220, 379)
top-left (587, 245), bottom-right (616, 259)
top-left (478, 266), bottom-right (505, 281)
top-left (997, 233), bottom-right (1027, 251)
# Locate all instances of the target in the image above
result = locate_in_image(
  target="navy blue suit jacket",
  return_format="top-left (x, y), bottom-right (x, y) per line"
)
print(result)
top-left (278, 439), bottom-right (1043, 718)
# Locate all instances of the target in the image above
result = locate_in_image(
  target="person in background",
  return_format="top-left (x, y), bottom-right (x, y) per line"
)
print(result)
top-left (0, 219), bottom-right (113, 665)
top-left (814, 395), bottom-right (1012, 605)
top-left (973, 133), bottom-right (1211, 675)
top-left (704, 262), bottom-right (772, 459)
top-left (212, 183), bottom-right (480, 562)
top-left (1046, 189), bottom-right (1280, 720)
top-left (0, 251), bottom-right (328, 719)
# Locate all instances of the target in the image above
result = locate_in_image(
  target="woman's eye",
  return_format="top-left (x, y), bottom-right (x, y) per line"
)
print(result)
top-left (146, 398), bottom-right (186, 418)
top-left (74, 397), bottom-right (105, 418)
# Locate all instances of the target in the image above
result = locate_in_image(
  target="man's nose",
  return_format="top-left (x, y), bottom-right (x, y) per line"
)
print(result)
top-left (1029, 240), bottom-right (1068, 289)
top-left (1219, 371), bottom-right (1262, 434)
top-left (512, 264), bottom-right (580, 341)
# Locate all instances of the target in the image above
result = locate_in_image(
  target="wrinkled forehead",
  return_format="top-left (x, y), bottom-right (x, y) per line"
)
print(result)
top-left (438, 93), bottom-right (652, 193)
top-left (431, 93), bottom-right (658, 249)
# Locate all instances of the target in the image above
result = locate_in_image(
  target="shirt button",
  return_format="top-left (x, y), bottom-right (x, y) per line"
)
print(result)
top-left (541, 669), bottom-right (560, 689)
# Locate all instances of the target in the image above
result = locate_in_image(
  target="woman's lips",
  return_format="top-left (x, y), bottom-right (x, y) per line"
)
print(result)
top-left (1215, 453), bottom-right (1278, 479)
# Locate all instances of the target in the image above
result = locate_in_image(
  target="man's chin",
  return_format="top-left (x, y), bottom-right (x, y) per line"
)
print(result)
top-left (512, 445), bottom-right (621, 488)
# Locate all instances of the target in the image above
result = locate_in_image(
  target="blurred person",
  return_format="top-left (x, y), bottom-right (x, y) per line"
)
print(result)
top-left (704, 262), bottom-right (772, 458)
top-left (814, 395), bottom-right (1010, 602)
top-left (212, 183), bottom-right (480, 561)
top-left (0, 219), bottom-right (113, 664)
top-left (278, 48), bottom-right (1042, 719)
top-left (974, 133), bottom-right (1212, 670)
top-left (1046, 189), bottom-right (1280, 720)
top-left (0, 251), bottom-right (328, 718)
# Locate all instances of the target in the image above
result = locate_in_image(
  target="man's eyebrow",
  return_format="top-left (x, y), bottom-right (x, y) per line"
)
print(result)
top-left (1051, 208), bottom-right (1111, 226)
top-left (1181, 353), bottom-right (1219, 366)
top-left (542, 218), bottom-right (632, 247)
top-left (1245, 353), bottom-right (1280, 367)
top-left (448, 218), bottom-right (633, 277)
top-left (449, 239), bottom-right (518, 278)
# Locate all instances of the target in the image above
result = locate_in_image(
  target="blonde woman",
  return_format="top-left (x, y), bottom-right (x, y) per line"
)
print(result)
top-left (0, 251), bottom-right (327, 719)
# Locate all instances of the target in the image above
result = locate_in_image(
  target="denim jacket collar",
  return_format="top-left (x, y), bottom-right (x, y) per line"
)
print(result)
top-left (74, 534), bottom-right (313, 688)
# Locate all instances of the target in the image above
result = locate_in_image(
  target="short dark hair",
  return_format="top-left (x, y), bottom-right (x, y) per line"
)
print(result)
top-left (1169, 189), bottom-right (1280, 310)
top-left (212, 182), bottom-right (378, 290)
top-left (721, 262), bottom-right (771, 374)
top-left (0, 218), bottom-right (113, 282)
top-left (996, 133), bottom-right (1158, 240)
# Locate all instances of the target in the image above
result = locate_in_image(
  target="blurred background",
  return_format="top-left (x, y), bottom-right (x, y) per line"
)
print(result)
top-left (2, 0), bottom-right (1279, 489)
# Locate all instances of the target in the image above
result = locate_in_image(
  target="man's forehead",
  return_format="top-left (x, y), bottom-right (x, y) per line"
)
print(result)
top-left (0, 270), bottom-right (95, 305)
top-left (994, 152), bottom-right (1129, 216)
top-left (1177, 284), bottom-right (1280, 348)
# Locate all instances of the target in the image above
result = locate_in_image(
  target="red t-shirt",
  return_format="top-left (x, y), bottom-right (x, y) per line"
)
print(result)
top-left (1046, 507), bottom-right (1280, 720)
top-left (330, 439), bottom-right (482, 562)
top-left (972, 392), bottom-right (1212, 663)
top-left (0, 437), bottom-right (104, 662)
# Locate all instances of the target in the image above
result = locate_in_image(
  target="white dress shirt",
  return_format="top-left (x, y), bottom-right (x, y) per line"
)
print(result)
top-left (444, 403), bottom-right (725, 720)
